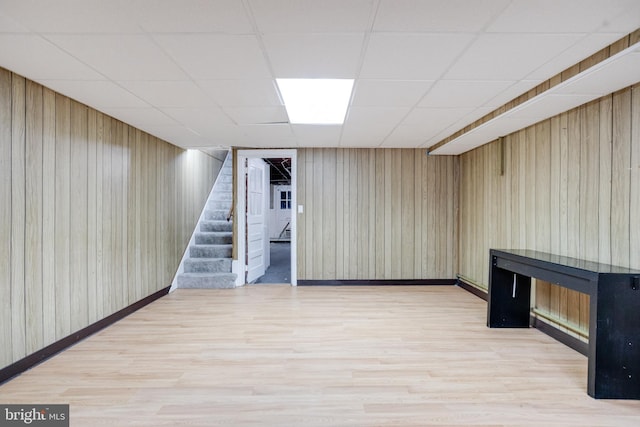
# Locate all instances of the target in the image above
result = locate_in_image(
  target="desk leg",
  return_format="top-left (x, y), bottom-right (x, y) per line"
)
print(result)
top-left (488, 260), bottom-right (531, 328)
top-left (589, 275), bottom-right (640, 399)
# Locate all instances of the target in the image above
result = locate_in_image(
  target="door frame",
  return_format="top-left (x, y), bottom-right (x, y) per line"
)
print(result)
top-left (234, 149), bottom-right (297, 286)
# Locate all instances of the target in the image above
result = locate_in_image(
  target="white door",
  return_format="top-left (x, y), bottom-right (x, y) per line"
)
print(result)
top-left (246, 158), bottom-right (267, 283)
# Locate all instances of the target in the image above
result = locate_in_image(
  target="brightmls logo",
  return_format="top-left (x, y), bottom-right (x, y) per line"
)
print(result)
top-left (0, 405), bottom-right (68, 427)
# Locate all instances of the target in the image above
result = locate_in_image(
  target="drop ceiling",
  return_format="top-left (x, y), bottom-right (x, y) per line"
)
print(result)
top-left (0, 0), bottom-right (638, 152)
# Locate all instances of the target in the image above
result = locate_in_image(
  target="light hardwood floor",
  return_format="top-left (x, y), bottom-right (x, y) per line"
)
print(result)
top-left (1, 286), bottom-right (638, 426)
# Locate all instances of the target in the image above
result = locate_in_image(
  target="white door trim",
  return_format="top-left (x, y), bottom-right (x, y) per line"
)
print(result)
top-left (235, 149), bottom-right (297, 286)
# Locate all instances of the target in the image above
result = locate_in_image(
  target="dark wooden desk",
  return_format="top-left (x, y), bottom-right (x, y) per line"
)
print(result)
top-left (488, 249), bottom-right (640, 399)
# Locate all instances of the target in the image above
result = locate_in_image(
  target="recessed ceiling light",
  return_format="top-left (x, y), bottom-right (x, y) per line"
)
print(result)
top-left (276, 78), bottom-right (354, 124)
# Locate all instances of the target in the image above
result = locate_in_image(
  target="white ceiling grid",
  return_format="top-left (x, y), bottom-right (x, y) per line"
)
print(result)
top-left (0, 0), bottom-right (638, 151)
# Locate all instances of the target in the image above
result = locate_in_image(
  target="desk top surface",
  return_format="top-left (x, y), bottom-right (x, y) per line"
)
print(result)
top-left (492, 249), bottom-right (640, 275)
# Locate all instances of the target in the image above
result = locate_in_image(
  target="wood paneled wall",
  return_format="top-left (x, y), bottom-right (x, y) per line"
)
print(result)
top-left (297, 148), bottom-right (458, 280)
top-left (459, 83), bottom-right (640, 339)
top-left (0, 68), bottom-right (223, 370)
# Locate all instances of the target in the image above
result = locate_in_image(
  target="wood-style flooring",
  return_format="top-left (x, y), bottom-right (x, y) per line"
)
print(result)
top-left (1, 285), bottom-right (638, 426)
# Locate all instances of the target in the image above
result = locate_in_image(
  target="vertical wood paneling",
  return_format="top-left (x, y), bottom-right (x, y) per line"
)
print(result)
top-left (558, 112), bottom-right (569, 323)
top-left (95, 112), bottom-right (104, 321)
top-left (390, 150), bottom-right (402, 279)
top-left (11, 75), bottom-right (26, 361)
top-left (0, 69), bottom-right (12, 367)
top-left (423, 152), bottom-right (436, 276)
top-left (459, 84), bottom-right (639, 342)
top-left (70, 101), bottom-right (88, 331)
top-left (384, 149), bottom-right (392, 278)
top-left (132, 129), bottom-right (143, 301)
top-left (548, 116), bottom-right (561, 320)
top-left (118, 122), bottom-right (128, 303)
top-left (367, 150), bottom-right (376, 278)
top-left (304, 149), bottom-right (314, 278)
top-left (87, 108), bottom-right (98, 322)
top-left (598, 96), bottom-right (612, 265)
top-left (297, 148), bottom-right (458, 280)
top-left (535, 121), bottom-right (551, 313)
top-left (1, 68), bottom-right (221, 372)
top-left (296, 149), bottom-right (306, 278)
top-left (374, 151), bottom-right (385, 278)
top-left (400, 150), bottom-right (415, 278)
top-left (25, 80), bottom-right (43, 354)
top-left (54, 94), bottom-right (71, 340)
top-left (322, 149), bottom-right (336, 279)
top-left (631, 84), bottom-right (640, 270)
top-left (413, 151), bottom-right (422, 278)
top-left (41, 88), bottom-right (56, 346)
top-left (611, 89), bottom-right (631, 268)
top-left (147, 135), bottom-right (157, 292)
top-left (101, 117), bottom-right (113, 317)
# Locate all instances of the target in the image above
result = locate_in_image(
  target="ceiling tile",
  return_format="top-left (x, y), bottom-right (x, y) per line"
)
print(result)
top-left (341, 107), bottom-right (411, 146)
top-left (100, 107), bottom-right (179, 128)
top-left (351, 80), bottom-right (434, 107)
top-left (402, 107), bottom-right (474, 129)
top-left (37, 80), bottom-right (148, 109)
top-left (597, 2), bottom-right (640, 34)
top-left (198, 79), bottom-right (282, 107)
top-left (344, 106), bottom-right (410, 128)
top-left (150, 125), bottom-right (212, 148)
top-left (249, 0), bottom-right (374, 33)
top-left (153, 34), bottom-right (272, 79)
top-left (160, 108), bottom-right (234, 131)
top-left (263, 34), bottom-right (364, 78)
top-left (418, 80), bottom-right (514, 108)
top-left (240, 124), bottom-right (295, 138)
top-left (360, 33), bottom-right (474, 79)
top-left (0, 0), bottom-right (141, 33)
top-left (291, 125), bottom-right (342, 147)
top-left (0, 34), bottom-right (104, 80)
top-left (445, 33), bottom-right (584, 80)
top-left (223, 107), bottom-right (289, 125)
top-left (488, 0), bottom-right (640, 33)
top-left (374, 0), bottom-right (510, 32)
top-left (381, 125), bottom-right (433, 147)
top-left (0, 12), bottom-right (30, 32)
top-left (45, 34), bottom-right (189, 81)
top-left (133, 0), bottom-right (252, 33)
top-left (119, 81), bottom-right (216, 108)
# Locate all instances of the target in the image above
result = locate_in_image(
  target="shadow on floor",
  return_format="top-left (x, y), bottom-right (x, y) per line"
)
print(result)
top-left (254, 242), bottom-right (291, 284)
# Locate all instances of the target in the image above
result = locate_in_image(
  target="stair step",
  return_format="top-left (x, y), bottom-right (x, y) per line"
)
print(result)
top-left (200, 220), bottom-right (232, 232)
top-left (204, 210), bottom-right (229, 221)
top-left (207, 200), bottom-right (232, 211)
top-left (211, 192), bottom-right (232, 201)
top-left (215, 183), bottom-right (232, 192)
top-left (177, 272), bottom-right (237, 289)
top-left (195, 232), bottom-right (232, 245)
top-left (184, 258), bottom-right (231, 273)
top-left (218, 174), bottom-right (232, 184)
top-left (190, 244), bottom-right (232, 258)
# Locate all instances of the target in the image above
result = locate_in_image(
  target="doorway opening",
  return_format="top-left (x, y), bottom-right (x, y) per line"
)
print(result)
top-left (256, 158), bottom-right (291, 284)
top-left (235, 149), bottom-right (297, 286)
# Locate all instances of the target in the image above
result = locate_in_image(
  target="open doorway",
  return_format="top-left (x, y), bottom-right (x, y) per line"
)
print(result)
top-left (255, 158), bottom-right (292, 284)
top-left (235, 149), bottom-right (297, 286)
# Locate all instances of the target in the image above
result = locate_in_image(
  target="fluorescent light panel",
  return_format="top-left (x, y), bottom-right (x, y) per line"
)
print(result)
top-left (276, 78), bottom-right (354, 124)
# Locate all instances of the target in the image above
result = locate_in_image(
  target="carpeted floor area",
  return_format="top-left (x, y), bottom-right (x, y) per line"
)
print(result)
top-left (254, 242), bottom-right (291, 284)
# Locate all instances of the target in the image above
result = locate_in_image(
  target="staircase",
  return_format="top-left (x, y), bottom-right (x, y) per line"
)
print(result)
top-left (175, 152), bottom-right (237, 289)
